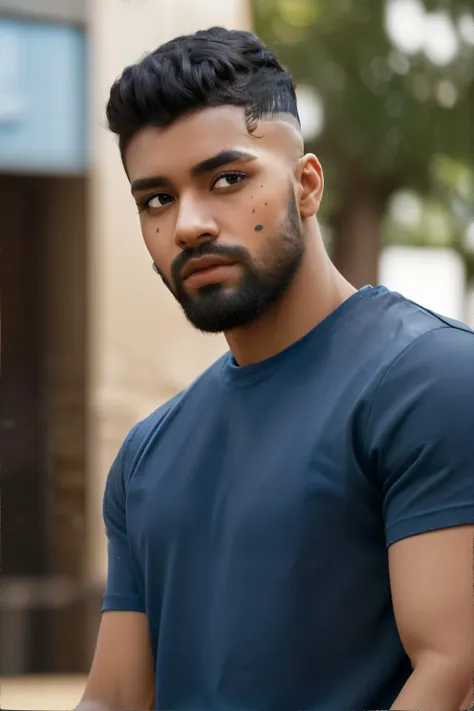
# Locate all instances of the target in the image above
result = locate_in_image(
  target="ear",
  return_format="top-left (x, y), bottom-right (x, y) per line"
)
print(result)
top-left (296, 154), bottom-right (324, 218)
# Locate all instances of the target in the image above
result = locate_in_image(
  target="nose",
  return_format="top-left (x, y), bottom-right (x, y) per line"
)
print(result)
top-left (174, 194), bottom-right (219, 250)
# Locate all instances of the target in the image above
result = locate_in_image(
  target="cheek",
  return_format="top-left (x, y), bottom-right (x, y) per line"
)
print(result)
top-left (141, 220), bottom-right (175, 274)
top-left (244, 196), bottom-right (280, 241)
top-left (231, 192), bottom-right (274, 237)
top-left (250, 181), bottom-right (287, 226)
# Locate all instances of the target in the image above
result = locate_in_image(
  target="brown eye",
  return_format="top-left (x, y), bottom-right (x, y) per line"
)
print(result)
top-left (213, 172), bottom-right (247, 189)
top-left (147, 194), bottom-right (174, 208)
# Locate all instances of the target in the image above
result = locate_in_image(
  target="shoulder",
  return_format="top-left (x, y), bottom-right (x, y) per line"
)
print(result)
top-left (368, 287), bottom-right (473, 347)
top-left (365, 288), bottom-right (474, 387)
top-left (365, 319), bottom-right (474, 462)
top-left (121, 392), bottom-right (184, 476)
top-left (373, 320), bottom-right (474, 409)
top-left (111, 352), bottom-right (229, 491)
top-left (360, 290), bottom-right (474, 451)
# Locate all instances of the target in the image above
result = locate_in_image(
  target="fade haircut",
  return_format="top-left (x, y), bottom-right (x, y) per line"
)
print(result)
top-left (106, 26), bottom-right (300, 161)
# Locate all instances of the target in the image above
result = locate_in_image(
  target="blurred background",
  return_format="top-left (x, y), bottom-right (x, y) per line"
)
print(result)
top-left (0, 0), bottom-right (472, 707)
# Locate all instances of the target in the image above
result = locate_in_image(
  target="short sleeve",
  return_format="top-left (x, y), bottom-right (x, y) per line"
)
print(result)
top-left (101, 424), bottom-right (145, 613)
top-left (366, 326), bottom-right (474, 547)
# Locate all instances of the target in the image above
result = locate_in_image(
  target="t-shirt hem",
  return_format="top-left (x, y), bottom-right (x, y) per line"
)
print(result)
top-left (386, 505), bottom-right (474, 547)
top-left (101, 593), bottom-right (145, 614)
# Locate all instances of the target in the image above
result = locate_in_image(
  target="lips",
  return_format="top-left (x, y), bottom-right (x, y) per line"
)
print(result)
top-left (181, 255), bottom-right (237, 281)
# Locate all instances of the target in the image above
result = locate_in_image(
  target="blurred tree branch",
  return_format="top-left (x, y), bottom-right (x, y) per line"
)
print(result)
top-left (253, 0), bottom-right (474, 286)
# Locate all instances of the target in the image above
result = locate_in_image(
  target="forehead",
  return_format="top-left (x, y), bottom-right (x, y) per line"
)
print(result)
top-left (124, 105), bottom-right (302, 182)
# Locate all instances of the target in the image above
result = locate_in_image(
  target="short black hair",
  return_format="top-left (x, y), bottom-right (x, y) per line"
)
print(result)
top-left (106, 27), bottom-right (300, 160)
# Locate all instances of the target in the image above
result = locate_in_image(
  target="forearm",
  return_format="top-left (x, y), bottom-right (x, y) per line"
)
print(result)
top-left (76, 681), bottom-right (154, 711)
top-left (391, 656), bottom-right (473, 711)
top-left (75, 694), bottom-right (154, 711)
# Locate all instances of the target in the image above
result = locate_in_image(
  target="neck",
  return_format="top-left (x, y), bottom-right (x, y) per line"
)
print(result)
top-left (224, 222), bottom-right (356, 367)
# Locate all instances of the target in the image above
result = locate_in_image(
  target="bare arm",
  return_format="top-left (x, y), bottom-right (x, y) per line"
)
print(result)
top-left (388, 525), bottom-right (474, 711)
top-left (77, 611), bottom-right (155, 711)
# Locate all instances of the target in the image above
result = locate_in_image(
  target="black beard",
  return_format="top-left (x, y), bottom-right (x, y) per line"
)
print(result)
top-left (154, 192), bottom-right (305, 334)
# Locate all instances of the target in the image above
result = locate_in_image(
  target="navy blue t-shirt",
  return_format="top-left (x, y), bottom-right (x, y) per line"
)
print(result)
top-left (102, 286), bottom-right (474, 711)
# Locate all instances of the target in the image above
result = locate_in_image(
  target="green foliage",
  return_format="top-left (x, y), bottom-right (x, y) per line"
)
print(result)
top-left (253, 0), bottom-right (474, 275)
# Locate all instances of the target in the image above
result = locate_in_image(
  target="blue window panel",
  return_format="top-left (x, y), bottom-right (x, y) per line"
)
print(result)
top-left (0, 19), bottom-right (87, 173)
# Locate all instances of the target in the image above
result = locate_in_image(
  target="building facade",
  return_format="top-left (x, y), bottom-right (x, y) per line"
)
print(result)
top-left (0, 0), bottom-right (251, 676)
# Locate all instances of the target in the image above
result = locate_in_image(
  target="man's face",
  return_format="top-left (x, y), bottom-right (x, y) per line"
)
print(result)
top-left (125, 106), bottom-right (308, 333)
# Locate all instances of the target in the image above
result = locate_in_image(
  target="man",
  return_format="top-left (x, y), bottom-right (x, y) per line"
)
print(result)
top-left (79, 27), bottom-right (474, 711)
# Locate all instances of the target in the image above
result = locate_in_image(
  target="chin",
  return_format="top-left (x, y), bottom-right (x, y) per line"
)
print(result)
top-left (183, 305), bottom-right (266, 334)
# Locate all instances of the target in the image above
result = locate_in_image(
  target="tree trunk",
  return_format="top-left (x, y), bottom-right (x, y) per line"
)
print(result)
top-left (331, 176), bottom-right (387, 289)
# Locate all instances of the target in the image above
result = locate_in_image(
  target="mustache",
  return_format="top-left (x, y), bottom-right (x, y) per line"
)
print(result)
top-left (171, 242), bottom-right (250, 285)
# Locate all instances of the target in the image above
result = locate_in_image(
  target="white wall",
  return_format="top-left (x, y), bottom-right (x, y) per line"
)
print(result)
top-left (379, 246), bottom-right (467, 321)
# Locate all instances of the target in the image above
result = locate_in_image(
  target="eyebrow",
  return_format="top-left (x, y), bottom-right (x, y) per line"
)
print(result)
top-left (130, 149), bottom-right (257, 195)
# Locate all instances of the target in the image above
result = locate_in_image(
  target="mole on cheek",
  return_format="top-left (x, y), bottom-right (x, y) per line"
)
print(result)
top-left (254, 224), bottom-right (264, 232)
top-left (156, 228), bottom-right (160, 233)
top-left (252, 208), bottom-right (255, 213)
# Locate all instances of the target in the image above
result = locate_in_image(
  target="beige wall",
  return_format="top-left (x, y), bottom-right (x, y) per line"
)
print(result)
top-left (1, 676), bottom-right (86, 711)
top-left (86, 0), bottom-right (252, 583)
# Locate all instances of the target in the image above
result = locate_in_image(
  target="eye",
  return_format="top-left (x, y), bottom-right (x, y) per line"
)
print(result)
top-left (138, 193), bottom-right (174, 213)
top-left (212, 172), bottom-right (247, 190)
